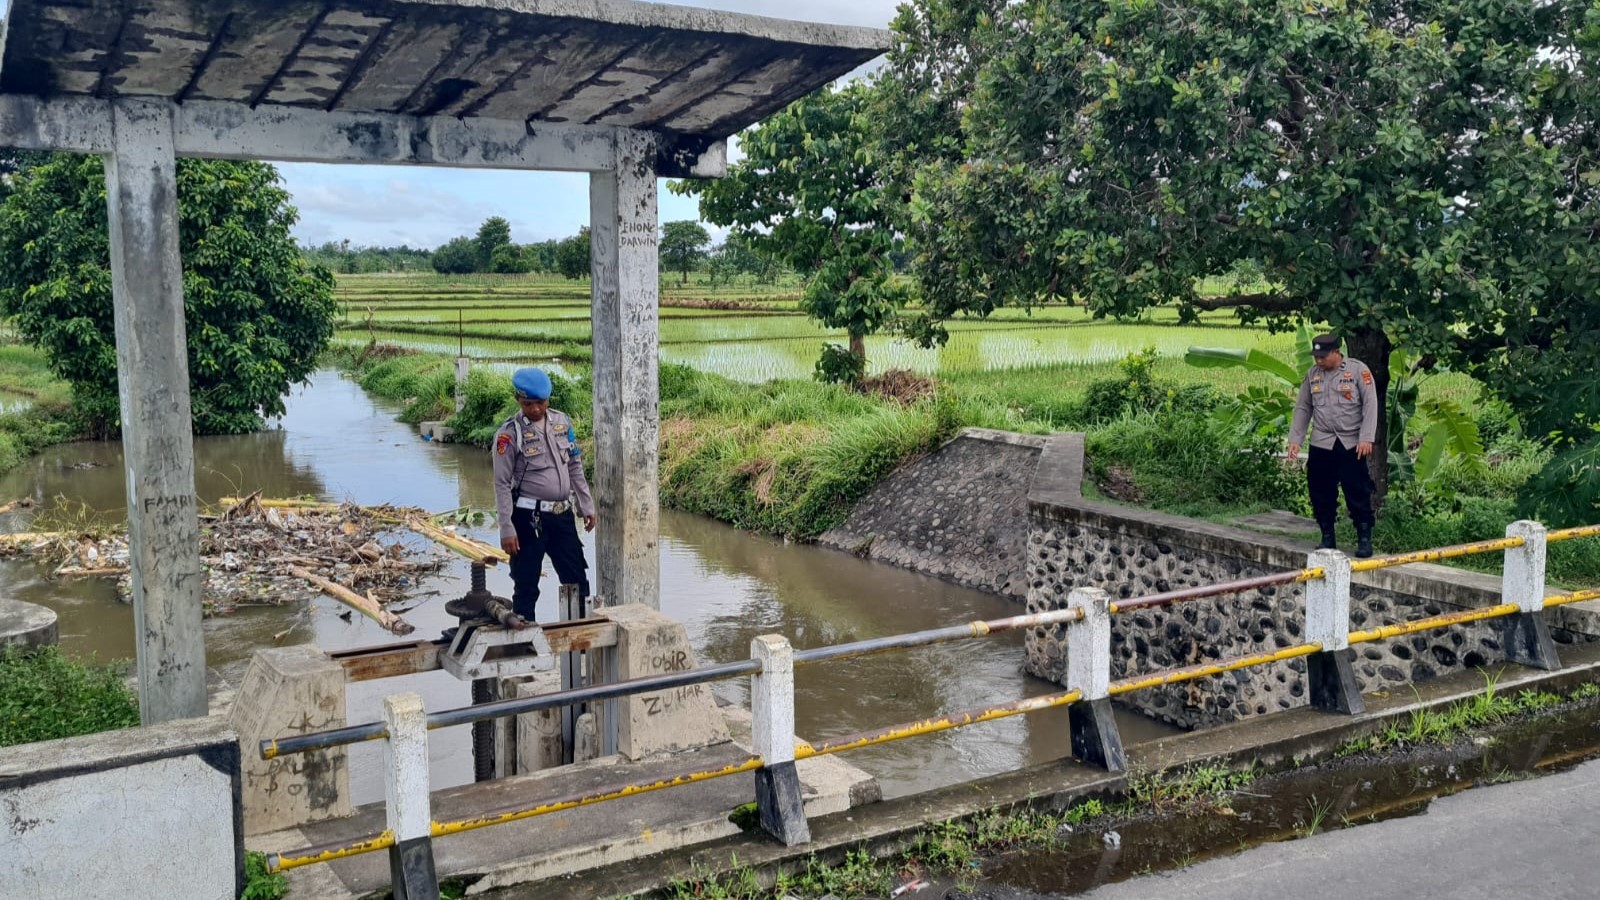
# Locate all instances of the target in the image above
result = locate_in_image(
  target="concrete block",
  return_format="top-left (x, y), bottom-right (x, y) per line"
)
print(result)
top-left (420, 421), bottom-right (456, 442)
top-left (0, 597), bottom-right (57, 651)
top-left (596, 604), bottom-right (730, 760)
top-left (0, 715), bottom-right (241, 899)
top-left (228, 645), bottom-right (350, 836)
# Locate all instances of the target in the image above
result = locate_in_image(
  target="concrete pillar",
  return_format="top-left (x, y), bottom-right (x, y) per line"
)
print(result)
top-left (512, 669), bottom-right (569, 768)
top-left (589, 130), bottom-right (661, 610)
top-left (1305, 549), bottom-right (1363, 714)
top-left (1064, 587), bottom-right (1125, 772)
top-left (104, 98), bottom-right (206, 724)
top-left (454, 356), bottom-right (470, 415)
top-left (229, 646), bottom-right (351, 836)
top-left (751, 634), bottom-right (810, 845)
top-left (383, 692), bottom-right (438, 900)
top-left (1501, 520), bottom-right (1560, 670)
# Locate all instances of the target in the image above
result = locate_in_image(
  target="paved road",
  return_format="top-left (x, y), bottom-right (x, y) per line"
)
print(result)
top-left (1069, 756), bottom-right (1600, 900)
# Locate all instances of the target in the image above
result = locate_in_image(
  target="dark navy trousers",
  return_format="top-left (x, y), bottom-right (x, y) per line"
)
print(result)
top-left (508, 507), bottom-right (590, 621)
top-left (1307, 440), bottom-right (1375, 528)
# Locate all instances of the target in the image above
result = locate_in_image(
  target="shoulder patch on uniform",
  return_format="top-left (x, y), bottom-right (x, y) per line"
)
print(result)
top-left (495, 433), bottom-right (511, 455)
top-left (1361, 370), bottom-right (1373, 385)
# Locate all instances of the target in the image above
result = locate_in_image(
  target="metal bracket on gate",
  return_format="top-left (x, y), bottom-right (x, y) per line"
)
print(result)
top-left (440, 622), bottom-right (556, 681)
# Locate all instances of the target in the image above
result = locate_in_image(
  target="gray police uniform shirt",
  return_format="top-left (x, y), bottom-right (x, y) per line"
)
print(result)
top-left (492, 409), bottom-right (596, 540)
top-left (1288, 358), bottom-right (1380, 451)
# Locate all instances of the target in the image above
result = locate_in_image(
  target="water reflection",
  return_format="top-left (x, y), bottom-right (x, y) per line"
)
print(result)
top-left (0, 371), bottom-right (1173, 803)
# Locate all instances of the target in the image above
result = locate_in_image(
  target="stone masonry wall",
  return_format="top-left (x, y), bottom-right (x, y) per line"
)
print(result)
top-left (819, 429), bottom-right (1044, 599)
top-left (1025, 433), bottom-right (1600, 730)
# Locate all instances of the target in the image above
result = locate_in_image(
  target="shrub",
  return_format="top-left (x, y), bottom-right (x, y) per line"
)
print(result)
top-left (1086, 411), bottom-right (1298, 514)
top-left (1083, 347), bottom-right (1222, 422)
top-left (0, 646), bottom-right (139, 748)
top-left (814, 342), bottom-right (865, 385)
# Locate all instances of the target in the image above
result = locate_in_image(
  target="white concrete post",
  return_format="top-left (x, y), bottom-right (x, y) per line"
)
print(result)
top-left (1065, 588), bottom-right (1112, 700)
top-left (751, 635), bottom-right (796, 766)
top-left (1064, 587), bottom-right (1124, 771)
top-left (1305, 549), bottom-right (1363, 713)
top-left (105, 98), bottom-right (206, 723)
top-left (383, 692), bottom-right (431, 843)
top-left (1504, 520), bottom-right (1548, 613)
top-left (1305, 549), bottom-right (1353, 651)
top-left (454, 357), bottom-right (470, 415)
top-left (589, 129), bottom-right (661, 610)
top-left (750, 633), bottom-right (808, 844)
top-left (382, 692), bottom-right (438, 900)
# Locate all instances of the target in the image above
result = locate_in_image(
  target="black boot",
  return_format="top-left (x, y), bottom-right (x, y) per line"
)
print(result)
top-left (1317, 523), bottom-right (1337, 550)
top-left (1355, 523), bottom-right (1374, 559)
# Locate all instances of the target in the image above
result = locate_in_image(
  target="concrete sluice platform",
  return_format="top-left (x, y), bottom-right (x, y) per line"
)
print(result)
top-left (271, 707), bottom-right (879, 898)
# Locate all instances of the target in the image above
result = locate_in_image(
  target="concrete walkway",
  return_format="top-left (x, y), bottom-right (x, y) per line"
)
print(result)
top-left (1077, 757), bottom-right (1600, 900)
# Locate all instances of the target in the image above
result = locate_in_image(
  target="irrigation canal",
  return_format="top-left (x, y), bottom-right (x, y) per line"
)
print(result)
top-left (0, 370), bottom-right (1174, 804)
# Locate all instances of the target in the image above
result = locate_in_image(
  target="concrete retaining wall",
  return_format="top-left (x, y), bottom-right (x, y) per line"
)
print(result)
top-left (0, 716), bottom-right (242, 899)
top-left (819, 429), bottom-right (1044, 599)
top-left (1024, 433), bottom-right (1600, 729)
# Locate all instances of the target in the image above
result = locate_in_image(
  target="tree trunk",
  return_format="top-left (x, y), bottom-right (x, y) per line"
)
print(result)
top-left (1346, 327), bottom-right (1392, 509)
top-left (849, 330), bottom-right (867, 369)
top-left (681, 267), bottom-right (688, 285)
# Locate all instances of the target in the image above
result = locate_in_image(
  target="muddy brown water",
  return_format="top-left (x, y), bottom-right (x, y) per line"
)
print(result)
top-left (0, 371), bottom-right (1172, 804)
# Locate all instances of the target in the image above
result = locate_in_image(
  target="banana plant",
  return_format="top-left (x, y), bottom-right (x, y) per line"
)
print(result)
top-left (1387, 350), bottom-right (1487, 485)
top-left (1183, 321), bottom-right (1313, 436)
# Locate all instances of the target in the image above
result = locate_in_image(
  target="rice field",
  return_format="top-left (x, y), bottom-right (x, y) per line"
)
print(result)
top-left (332, 273), bottom-right (1482, 405)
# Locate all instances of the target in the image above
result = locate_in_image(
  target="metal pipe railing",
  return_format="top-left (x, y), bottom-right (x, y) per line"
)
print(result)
top-left (793, 606), bottom-right (1085, 666)
top-left (1109, 568), bottom-right (1323, 614)
top-left (262, 658), bottom-right (761, 760)
top-left (263, 519), bottom-right (1600, 882)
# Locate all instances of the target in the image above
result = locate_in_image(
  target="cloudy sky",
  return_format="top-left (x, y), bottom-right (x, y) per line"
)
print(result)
top-left (0, 0), bottom-right (900, 248)
top-left (276, 0), bottom-right (902, 250)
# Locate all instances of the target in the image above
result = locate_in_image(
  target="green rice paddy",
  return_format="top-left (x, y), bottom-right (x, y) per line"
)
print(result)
top-left (332, 273), bottom-right (1480, 406)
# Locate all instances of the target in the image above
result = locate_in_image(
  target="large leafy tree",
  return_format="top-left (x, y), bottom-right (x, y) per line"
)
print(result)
top-left (660, 220), bottom-right (711, 284)
top-left (556, 228), bottom-right (591, 281)
top-left (474, 216), bottom-right (513, 272)
top-left (674, 82), bottom-right (906, 370)
top-left (884, 0), bottom-right (1600, 502)
top-left (431, 236), bottom-right (477, 274)
top-left (0, 155), bottom-right (338, 436)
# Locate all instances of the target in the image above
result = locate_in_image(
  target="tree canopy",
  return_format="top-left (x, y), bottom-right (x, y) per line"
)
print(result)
top-left (556, 228), bottom-right (591, 280)
top-left (674, 82), bottom-right (907, 370)
top-left (879, 0), bottom-right (1600, 500)
top-left (0, 155), bottom-right (338, 435)
top-left (660, 220), bottom-right (712, 284)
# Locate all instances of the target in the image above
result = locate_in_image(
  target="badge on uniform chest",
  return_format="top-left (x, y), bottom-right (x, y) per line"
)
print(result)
top-left (524, 431), bottom-right (540, 456)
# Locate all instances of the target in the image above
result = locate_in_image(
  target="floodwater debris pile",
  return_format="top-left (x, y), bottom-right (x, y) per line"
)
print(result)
top-left (0, 494), bottom-right (459, 635)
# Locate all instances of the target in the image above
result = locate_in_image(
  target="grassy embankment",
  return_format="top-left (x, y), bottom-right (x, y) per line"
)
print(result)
top-left (0, 342), bottom-right (81, 476)
top-left (327, 338), bottom-right (1600, 586)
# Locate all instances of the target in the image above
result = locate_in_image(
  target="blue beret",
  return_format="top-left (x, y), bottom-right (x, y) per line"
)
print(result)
top-left (512, 368), bottom-right (552, 401)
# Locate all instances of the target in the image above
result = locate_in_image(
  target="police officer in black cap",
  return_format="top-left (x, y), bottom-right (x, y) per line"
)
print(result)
top-left (1287, 333), bottom-right (1379, 557)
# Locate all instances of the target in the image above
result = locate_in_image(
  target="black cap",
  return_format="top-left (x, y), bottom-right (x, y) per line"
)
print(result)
top-left (1311, 333), bottom-right (1341, 357)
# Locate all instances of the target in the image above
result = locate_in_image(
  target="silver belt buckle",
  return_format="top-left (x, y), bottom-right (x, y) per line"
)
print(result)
top-left (544, 500), bottom-right (569, 514)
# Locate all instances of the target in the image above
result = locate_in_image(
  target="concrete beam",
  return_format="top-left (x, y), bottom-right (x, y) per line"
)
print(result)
top-left (0, 94), bottom-right (112, 153)
top-left (105, 98), bottom-right (207, 724)
top-left (589, 130), bottom-right (662, 610)
top-left (0, 95), bottom-right (727, 175)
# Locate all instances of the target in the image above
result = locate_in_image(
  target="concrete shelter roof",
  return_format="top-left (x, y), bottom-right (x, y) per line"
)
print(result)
top-left (0, 0), bottom-right (888, 140)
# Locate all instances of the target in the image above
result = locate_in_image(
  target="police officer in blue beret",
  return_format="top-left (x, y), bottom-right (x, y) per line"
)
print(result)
top-left (492, 368), bottom-right (596, 620)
